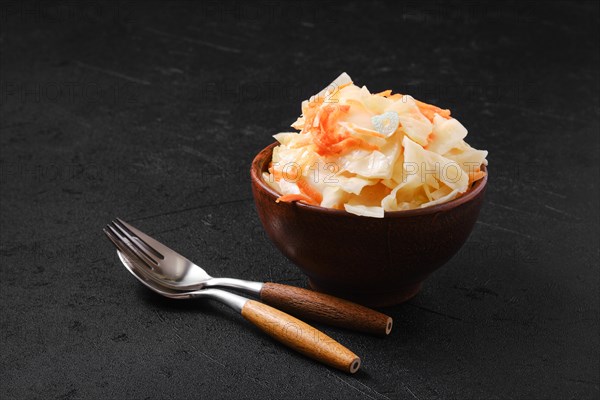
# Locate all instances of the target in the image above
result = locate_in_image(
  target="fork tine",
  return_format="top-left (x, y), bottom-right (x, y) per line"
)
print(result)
top-left (115, 218), bottom-right (174, 259)
top-left (112, 219), bottom-right (164, 260)
top-left (104, 227), bottom-right (137, 259)
top-left (103, 227), bottom-right (147, 268)
top-left (106, 223), bottom-right (159, 269)
top-left (107, 223), bottom-right (158, 269)
top-left (104, 227), bottom-right (127, 252)
top-left (103, 228), bottom-right (159, 283)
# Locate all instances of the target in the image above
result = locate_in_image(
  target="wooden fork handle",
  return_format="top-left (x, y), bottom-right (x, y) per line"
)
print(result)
top-left (260, 282), bottom-right (393, 336)
top-left (241, 300), bottom-right (360, 374)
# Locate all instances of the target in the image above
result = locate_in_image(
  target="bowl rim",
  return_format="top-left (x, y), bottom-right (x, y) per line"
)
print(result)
top-left (251, 142), bottom-right (488, 218)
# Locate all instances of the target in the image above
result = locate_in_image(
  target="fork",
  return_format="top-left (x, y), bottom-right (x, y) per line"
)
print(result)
top-left (104, 218), bottom-right (392, 336)
top-left (104, 226), bottom-right (361, 374)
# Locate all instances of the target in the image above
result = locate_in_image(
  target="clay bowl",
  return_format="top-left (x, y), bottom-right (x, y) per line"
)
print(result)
top-left (250, 143), bottom-right (487, 307)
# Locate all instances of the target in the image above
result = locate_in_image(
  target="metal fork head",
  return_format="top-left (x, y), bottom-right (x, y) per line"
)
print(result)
top-left (115, 249), bottom-right (200, 299)
top-left (107, 242), bottom-right (248, 311)
top-left (104, 218), bottom-right (212, 286)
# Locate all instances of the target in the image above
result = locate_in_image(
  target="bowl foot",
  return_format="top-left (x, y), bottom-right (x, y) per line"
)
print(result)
top-left (308, 279), bottom-right (422, 307)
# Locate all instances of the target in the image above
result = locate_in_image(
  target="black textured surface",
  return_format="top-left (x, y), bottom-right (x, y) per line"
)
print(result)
top-left (1, 1), bottom-right (598, 399)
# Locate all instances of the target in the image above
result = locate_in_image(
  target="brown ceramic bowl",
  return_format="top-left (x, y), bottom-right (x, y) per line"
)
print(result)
top-left (251, 143), bottom-right (487, 307)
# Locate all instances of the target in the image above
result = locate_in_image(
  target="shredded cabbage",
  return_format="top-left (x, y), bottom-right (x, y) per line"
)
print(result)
top-left (264, 73), bottom-right (488, 217)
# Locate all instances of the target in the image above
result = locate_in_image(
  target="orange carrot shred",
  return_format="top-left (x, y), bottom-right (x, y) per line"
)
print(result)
top-left (415, 100), bottom-right (451, 122)
top-left (297, 177), bottom-right (323, 204)
top-left (276, 193), bottom-right (319, 205)
top-left (303, 104), bottom-right (379, 157)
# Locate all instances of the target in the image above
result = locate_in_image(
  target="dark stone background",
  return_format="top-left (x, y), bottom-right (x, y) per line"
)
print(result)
top-left (1, 1), bottom-right (598, 399)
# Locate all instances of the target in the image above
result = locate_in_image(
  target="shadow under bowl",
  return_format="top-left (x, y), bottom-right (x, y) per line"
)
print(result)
top-left (250, 143), bottom-right (487, 307)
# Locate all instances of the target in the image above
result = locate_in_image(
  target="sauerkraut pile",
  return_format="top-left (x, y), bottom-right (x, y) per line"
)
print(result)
top-left (263, 73), bottom-right (488, 218)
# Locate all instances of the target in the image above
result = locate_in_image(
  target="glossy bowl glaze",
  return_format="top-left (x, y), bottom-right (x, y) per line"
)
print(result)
top-left (251, 143), bottom-right (487, 307)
